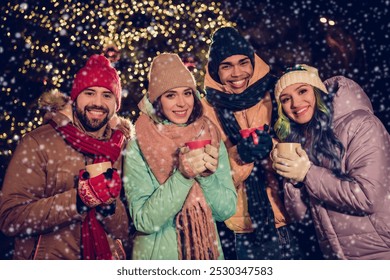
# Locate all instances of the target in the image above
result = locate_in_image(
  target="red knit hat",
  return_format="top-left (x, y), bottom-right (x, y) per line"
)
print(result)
top-left (71, 54), bottom-right (122, 111)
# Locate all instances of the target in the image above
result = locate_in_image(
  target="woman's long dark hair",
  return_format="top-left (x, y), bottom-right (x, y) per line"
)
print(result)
top-left (153, 90), bottom-right (203, 125)
top-left (275, 87), bottom-right (352, 181)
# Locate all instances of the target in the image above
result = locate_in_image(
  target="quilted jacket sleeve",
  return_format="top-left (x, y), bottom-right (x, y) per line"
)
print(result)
top-left (303, 112), bottom-right (390, 215)
top-left (0, 134), bottom-right (84, 237)
top-left (196, 140), bottom-right (237, 222)
top-left (123, 140), bottom-right (194, 234)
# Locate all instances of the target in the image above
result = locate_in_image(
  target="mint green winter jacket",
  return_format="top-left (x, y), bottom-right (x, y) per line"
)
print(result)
top-left (123, 139), bottom-right (237, 260)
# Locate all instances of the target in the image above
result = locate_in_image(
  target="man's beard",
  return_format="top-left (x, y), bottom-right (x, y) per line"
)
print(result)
top-left (76, 105), bottom-right (110, 132)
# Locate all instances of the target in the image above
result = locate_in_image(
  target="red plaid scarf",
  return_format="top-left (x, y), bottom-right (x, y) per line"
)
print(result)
top-left (50, 120), bottom-right (124, 260)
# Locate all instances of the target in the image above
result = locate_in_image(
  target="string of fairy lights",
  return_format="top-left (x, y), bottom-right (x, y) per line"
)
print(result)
top-left (0, 0), bottom-right (234, 157)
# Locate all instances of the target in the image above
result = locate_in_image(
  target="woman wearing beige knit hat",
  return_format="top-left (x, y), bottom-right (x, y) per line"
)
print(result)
top-left (271, 64), bottom-right (390, 259)
top-left (123, 53), bottom-right (237, 259)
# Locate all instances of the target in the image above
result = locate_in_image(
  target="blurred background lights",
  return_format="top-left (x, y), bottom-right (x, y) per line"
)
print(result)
top-left (0, 0), bottom-right (233, 158)
top-left (320, 17), bottom-right (336, 26)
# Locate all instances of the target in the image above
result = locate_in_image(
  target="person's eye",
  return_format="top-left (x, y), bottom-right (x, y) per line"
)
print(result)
top-left (280, 97), bottom-right (290, 104)
top-left (241, 60), bottom-right (249, 66)
top-left (164, 93), bottom-right (175, 99)
top-left (84, 91), bottom-right (94, 96)
top-left (299, 89), bottom-right (307, 95)
top-left (220, 65), bottom-right (230, 70)
top-left (103, 93), bottom-right (114, 99)
top-left (184, 91), bottom-right (193, 96)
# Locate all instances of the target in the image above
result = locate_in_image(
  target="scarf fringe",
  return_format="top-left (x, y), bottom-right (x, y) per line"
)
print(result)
top-left (176, 185), bottom-right (219, 260)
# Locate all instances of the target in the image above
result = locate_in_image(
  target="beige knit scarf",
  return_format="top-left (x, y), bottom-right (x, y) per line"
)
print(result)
top-left (135, 114), bottom-right (221, 259)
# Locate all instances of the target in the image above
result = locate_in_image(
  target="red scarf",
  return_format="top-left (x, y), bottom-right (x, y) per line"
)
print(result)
top-left (50, 120), bottom-right (124, 260)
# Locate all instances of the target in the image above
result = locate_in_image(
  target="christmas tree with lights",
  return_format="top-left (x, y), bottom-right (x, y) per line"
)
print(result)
top-left (0, 0), bottom-right (234, 162)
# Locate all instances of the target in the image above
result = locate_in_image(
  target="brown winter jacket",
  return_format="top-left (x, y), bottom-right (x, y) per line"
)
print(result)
top-left (284, 76), bottom-right (390, 259)
top-left (0, 112), bottom-right (132, 259)
top-left (202, 55), bottom-right (289, 233)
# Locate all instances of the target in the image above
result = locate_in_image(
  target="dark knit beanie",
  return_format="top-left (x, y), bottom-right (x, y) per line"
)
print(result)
top-left (71, 54), bottom-right (122, 111)
top-left (207, 26), bottom-right (255, 83)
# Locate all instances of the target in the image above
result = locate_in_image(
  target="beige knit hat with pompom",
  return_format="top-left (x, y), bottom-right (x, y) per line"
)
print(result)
top-left (274, 64), bottom-right (328, 102)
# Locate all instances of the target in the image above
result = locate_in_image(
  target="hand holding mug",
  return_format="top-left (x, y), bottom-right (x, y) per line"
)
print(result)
top-left (78, 162), bottom-right (121, 208)
top-left (178, 146), bottom-right (207, 179)
top-left (271, 144), bottom-right (311, 182)
top-left (203, 144), bottom-right (219, 173)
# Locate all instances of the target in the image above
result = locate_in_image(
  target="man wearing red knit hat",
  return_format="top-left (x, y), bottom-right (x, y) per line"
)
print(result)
top-left (0, 54), bottom-right (133, 259)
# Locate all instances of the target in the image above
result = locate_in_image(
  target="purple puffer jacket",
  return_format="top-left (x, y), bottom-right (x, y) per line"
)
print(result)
top-left (284, 76), bottom-right (390, 259)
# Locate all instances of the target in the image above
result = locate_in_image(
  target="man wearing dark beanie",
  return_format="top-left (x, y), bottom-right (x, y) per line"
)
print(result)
top-left (0, 54), bottom-right (133, 259)
top-left (201, 26), bottom-right (301, 260)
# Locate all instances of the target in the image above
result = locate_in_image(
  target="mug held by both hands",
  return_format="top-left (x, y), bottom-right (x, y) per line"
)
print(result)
top-left (270, 144), bottom-right (311, 183)
top-left (78, 164), bottom-right (122, 208)
top-left (186, 139), bottom-right (219, 174)
top-left (180, 139), bottom-right (219, 178)
top-left (184, 139), bottom-right (211, 150)
top-left (85, 161), bottom-right (112, 177)
top-left (178, 147), bottom-right (207, 179)
top-left (276, 142), bottom-right (302, 160)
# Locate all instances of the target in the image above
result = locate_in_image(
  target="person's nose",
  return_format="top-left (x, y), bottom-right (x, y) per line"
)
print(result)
top-left (231, 66), bottom-right (241, 77)
top-left (176, 94), bottom-right (186, 107)
top-left (290, 96), bottom-right (302, 109)
top-left (92, 93), bottom-right (103, 106)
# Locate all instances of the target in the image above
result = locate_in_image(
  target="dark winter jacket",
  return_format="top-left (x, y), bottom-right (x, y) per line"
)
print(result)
top-left (0, 112), bottom-right (131, 259)
top-left (284, 76), bottom-right (390, 259)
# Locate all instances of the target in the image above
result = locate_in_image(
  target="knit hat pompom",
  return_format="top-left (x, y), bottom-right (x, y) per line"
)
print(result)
top-left (274, 64), bottom-right (328, 102)
top-left (147, 53), bottom-right (196, 103)
top-left (70, 54), bottom-right (122, 111)
top-left (207, 26), bottom-right (255, 83)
